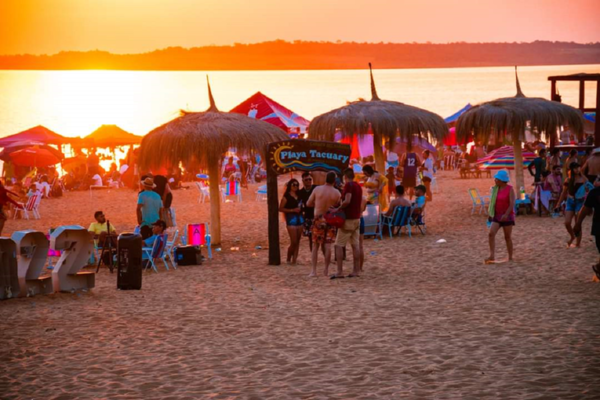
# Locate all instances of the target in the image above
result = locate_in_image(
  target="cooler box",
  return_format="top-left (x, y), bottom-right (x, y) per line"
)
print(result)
top-left (117, 233), bottom-right (143, 290)
top-left (174, 246), bottom-right (202, 266)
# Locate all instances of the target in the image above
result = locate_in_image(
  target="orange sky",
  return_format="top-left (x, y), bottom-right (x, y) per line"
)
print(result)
top-left (1, 0), bottom-right (599, 55)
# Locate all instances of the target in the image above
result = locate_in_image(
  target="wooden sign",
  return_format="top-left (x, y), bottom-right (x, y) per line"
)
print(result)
top-left (266, 139), bottom-right (351, 265)
top-left (267, 140), bottom-right (352, 175)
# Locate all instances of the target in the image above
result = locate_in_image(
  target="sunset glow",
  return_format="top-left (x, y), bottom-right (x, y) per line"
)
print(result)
top-left (1, 0), bottom-right (599, 55)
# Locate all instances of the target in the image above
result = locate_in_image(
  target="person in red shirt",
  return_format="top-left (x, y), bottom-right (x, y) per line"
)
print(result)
top-left (0, 180), bottom-right (20, 236)
top-left (331, 168), bottom-right (363, 279)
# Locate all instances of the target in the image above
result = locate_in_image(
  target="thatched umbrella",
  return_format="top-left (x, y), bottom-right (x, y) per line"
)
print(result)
top-left (138, 78), bottom-right (288, 245)
top-left (309, 64), bottom-right (447, 173)
top-left (456, 67), bottom-right (584, 190)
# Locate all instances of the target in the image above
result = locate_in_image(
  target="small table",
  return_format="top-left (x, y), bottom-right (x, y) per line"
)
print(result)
top-left (515, 196), bottom-right (532, 215)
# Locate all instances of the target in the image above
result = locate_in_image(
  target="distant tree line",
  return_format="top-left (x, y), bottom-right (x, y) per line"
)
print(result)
top-left (1, 41), bottom-right (599, 70)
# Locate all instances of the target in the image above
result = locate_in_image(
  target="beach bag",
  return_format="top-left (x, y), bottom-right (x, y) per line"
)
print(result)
top-left (324, 209), bottom-right (346, 229)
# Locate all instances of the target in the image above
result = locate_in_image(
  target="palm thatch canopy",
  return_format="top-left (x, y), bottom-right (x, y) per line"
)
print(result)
top-left (84, 125), bottom-right (142, 148)
top-left (308, 64), bottom-right (447, 172)
top-left (456, 67), bottom-right (584, 145)
top-left (138, 77), bottom-right (287, 245)
top-left (138, 83), bottom-right (287, 170)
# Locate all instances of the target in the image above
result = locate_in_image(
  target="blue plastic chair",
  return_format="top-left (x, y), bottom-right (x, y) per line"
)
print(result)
top-left (380, 206), bottom-right (412, 238)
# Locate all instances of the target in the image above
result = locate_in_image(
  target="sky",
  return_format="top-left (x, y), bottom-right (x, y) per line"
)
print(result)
top-left (1, 0), bottom-right (599, 55)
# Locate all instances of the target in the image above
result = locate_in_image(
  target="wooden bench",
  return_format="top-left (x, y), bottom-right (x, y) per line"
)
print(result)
top-left (50, 226), bottom-right (95, 292)
top-left (0, 238), bottom-right (20, 300)
top-left (11, 230), bottom-right (53, 296)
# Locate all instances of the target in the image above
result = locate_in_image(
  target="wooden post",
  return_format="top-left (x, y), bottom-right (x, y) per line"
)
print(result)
top-left (373, 136), bottom-right (386, 174)
top-left (513, 138), bottom-right (525, 193)
top-left (550, 79), bottom-right (556, 100)
top-left (579, 81), bottom-right (585, 110)
top-left (596, 80), bottom-right (600, 147)
top-left (208, 162), bottom-right (221, 245)
top-left (267, 158), bottom-right (280, 265)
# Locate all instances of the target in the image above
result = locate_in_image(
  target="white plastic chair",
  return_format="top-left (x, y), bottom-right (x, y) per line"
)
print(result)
top-left (255, 184), bottom-right (267, 201)
top-left (165, 229), bottom-right (179, 269)
top-left (195, 182), bottom-right (210, 203)
top-left (142, 233), bottom-right (169, 273)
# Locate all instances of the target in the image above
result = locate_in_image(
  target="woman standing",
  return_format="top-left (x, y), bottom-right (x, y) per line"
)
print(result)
top-left (486, 170), bottom-right (516, 264)
top-left (279, 179), bottom-right (304, 265)
top-left (556, 162), bottom-right (590, 247)
top-left (362, 165), bottom-right (388, 212)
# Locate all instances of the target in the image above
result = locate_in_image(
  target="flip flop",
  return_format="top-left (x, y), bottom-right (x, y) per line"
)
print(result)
top-left (330, 274), bottom-right (345, 280)
top-left (593, 264), bottom-right (600, 280)
top-left (347, 274), bottom-right (360, 278)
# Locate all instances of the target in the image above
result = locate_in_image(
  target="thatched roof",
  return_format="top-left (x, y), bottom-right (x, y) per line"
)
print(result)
top-left (138, 77), bottom-right (288, 169)
top-left (456, 67), bottom-right (584, 144)
top-left (84, 125), bottom-right (142, 148)
top-left (308, 64), bottom-right (447, 147)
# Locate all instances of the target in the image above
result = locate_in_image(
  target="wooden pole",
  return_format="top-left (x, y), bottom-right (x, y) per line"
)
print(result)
top-left (208, 162), bottom-right (221, 245)
top-left (267, 157), bottom-right (280, 265)
top-left (513, 138), bottom-right (525, 193)
top-left (373, 136), bottom-right (386, 174)
top-left (579, 81), bottom-right (585, 111)
top-left (596, 80), bottom-right (600, 147)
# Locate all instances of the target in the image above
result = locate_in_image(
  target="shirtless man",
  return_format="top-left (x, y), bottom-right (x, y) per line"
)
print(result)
top-left (582, 148), bottom-right (600, 184)
top-left (306, 171), bottom-right (341, 277)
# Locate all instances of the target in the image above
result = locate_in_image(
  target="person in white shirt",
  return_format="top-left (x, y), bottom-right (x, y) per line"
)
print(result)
top-left (92, 173), bottom-right (103, 187)
top-left (35, 177), bottom-right (51, 198)
top-left (421, 150), bottom-right (434, 201)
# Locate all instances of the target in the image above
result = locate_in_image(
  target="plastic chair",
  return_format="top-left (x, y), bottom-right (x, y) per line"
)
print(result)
top-left (142, 233), bottom-right (169, 273)
top-left (165, 229), bottom-right (179, 269)
top-left (468, 188), bottom-right (490, 215)
top-left (184, 223), bottom-right (212, 260)
top-left (380, 206), bottom-right (412, 238)
top-left (14, 195), bottom-right (41, 220)
top-left (362, 204), bottom-right (382, 240)
top-left (255, 184), bottom-right (267, 201)
top-left (195, 182), bottom-right (210, 203)
top-left (221, 181), bottom-right (242, 202)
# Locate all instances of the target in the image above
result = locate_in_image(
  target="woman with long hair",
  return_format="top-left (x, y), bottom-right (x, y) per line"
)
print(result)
top-left (279, 178), bottom-right (304, 265)
top-left (556, 162), bottom-right (590, 247)
top-left (362, 165), bottom-right (388, 211)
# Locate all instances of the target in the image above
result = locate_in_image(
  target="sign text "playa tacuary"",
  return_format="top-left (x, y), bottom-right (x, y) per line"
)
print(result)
top-left (279, 150), bottom-right (349, 164)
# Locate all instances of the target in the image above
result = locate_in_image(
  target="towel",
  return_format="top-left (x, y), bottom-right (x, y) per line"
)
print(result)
top-left (488, 186), bottom-right (499, 217)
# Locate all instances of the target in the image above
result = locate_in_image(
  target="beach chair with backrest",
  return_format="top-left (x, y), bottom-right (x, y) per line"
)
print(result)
top-left (255, 184), bottom-right (267, 201)
top-left (142, 233), bottom-right (169, 273)
top-left (165, 229), bottom-right (179, 270)
top-left (362, 204), bottom-right (382, 240)
top-left (195, 181), bottom-right (210, 203)
top-left (221, 180), bottom-right (242, 202)
top-left (412, 209), bottom-right (427, 235)
top-left (468, 188), bottom-right (490, 215)
top-left (380, 206), bottom-right (412, 238)
top-left (13, 194), bottom-right (41, 220)
top-left (185, 223), bottom-right (212, 260)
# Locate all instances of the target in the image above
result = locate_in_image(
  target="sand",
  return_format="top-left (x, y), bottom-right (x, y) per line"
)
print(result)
top-left (1, 172), bottom-right (599, 399)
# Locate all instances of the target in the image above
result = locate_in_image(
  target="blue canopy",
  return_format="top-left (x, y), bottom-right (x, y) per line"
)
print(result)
top-left (445, 103), bottom-right (472, 125)
top-left (584, 112), bottom-right (595, 123)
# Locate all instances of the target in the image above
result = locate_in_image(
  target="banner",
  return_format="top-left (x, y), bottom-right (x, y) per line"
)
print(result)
top-left (267, 139), bottom-right (351, 174)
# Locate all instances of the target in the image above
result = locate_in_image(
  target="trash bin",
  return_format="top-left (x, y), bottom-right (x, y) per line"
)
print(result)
top-left (117, 233), bottom-right (142, 290)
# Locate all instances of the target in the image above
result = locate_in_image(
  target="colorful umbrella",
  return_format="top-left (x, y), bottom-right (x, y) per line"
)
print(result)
top-left (9, 147), bottom-right (62, 167)
top-left (0, 140), bottom-right (64, 162)
top-left (476, 145), bottom-right (536, 170)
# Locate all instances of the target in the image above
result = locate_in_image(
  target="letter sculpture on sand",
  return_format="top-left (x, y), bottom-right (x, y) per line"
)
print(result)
top-left (50, 226), bottom-right (95, 293)
top-left (12, 230), bottom-right (53, 296)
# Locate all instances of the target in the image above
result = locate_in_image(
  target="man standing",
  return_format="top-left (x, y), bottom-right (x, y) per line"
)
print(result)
top-left (528, 148), bottom-right (547, 183)
top-left (331, 168), bottom-right (363, 279)
top-left (401, 151), bottom-right (420, 199)
top-left (582, 148), bottom-right (600, 183)
top-left (574, 180), bottom-right (600, 280)
top-left (306, 171), bottom-right (341, 277)
top-left (137, 177), bottom-right (163, 239)
top-left (298, 172), bottom-right (318, 251)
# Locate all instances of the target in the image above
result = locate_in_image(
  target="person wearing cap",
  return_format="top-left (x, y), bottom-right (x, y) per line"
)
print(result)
top-left (556, 162), bottom-right (591, 248)
top-left (486, 169), bottom-right (515, 264)
top-left (137, 177), bottom-right (163, 239)
top-left (142, 220), bottom-right (167, 263)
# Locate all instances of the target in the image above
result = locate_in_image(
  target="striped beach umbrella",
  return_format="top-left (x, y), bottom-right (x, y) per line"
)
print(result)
top-left (476, 145), bottom-right (536, 170)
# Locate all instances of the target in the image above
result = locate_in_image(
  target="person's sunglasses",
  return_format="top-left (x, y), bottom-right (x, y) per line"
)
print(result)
top-left (291, 183), bottom-right (299, 186)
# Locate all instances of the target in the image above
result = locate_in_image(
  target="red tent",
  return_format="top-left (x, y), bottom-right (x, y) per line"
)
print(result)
top-left (0, 125), bottom-right (70, 147)
top-left (230, 92), bottom-right (310, 134)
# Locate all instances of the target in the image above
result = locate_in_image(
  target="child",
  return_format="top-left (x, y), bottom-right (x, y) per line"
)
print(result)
top-left (386, 166), bottom-right (396, 202)
top-left (412, 184), bottom-right (427, 224)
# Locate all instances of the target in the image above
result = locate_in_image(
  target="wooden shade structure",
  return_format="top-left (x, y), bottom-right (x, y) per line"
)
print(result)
top-left (138, 77), bottom-right (288, 245)
top-left (308, 64), bottom-right (447, 173)
top-left (548, 73), bottom-right (600, 146)
top-left (457, 67), bottom-right (584, 190)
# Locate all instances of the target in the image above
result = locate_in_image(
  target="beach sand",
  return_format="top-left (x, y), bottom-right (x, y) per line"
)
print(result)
top-left (1, 172), bottom-right (599, 399)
